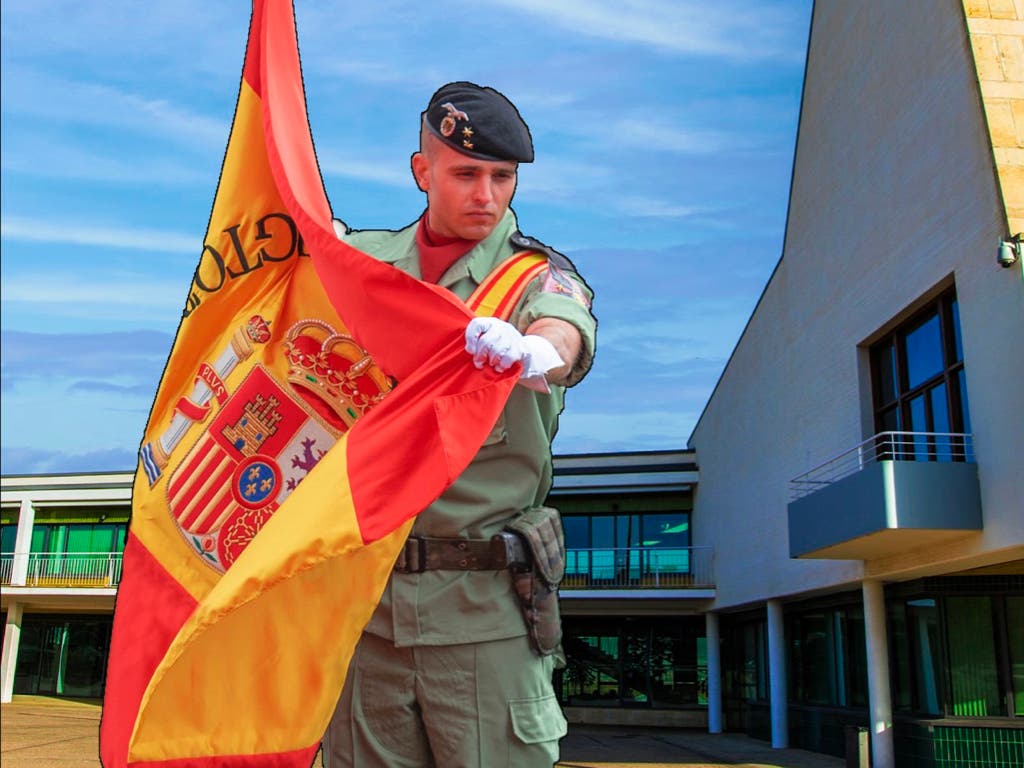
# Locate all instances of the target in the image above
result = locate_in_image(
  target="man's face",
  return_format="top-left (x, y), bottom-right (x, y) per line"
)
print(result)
top-left (412, 139), bottom-right (517, 241)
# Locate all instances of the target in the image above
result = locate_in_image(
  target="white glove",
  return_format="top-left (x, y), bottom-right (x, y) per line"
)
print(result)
top-left (464, 317), bottom-right (564, 392)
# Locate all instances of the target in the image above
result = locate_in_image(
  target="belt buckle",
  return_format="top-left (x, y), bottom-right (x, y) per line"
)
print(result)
top-left (395, 536), bottom-right (426, 573)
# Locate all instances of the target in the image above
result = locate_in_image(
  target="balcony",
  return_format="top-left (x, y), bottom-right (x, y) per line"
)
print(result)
top-left (788, 432), bottom-right (982, 560)
top-left (1, 552), bottom-right (123, 588)
top-left (561, 546), bottom-right (714, 597)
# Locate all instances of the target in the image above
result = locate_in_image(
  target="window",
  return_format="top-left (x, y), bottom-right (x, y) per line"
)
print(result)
top-left (789, 606), bottom-right (868, 707)
top-left (946, 597), bottom-right (1000, 716)
top-left (1, 524), bottom-right (16, 553)
top-left (1007, 597), bottom-right (1024, 716)
top-left (558, 616), bottom-right (706, 709)
top-left (562, 510), bottom-right (690, 582)
top-left (870, 288), bottom-right (970, 460)
top-left (30, 523), bottom-right (127, 555)
top-left (888, 586), bottom-right (1023, 717)
top-left (14, 614), bottom-right (113, 698)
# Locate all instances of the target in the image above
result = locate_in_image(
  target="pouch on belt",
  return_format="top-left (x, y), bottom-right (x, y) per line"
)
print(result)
top-left (504, 506), bottom-right (565, 658)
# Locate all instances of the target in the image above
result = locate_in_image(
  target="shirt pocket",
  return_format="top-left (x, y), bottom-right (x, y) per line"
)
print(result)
top-left (508, 693), bottom-right (567, 744)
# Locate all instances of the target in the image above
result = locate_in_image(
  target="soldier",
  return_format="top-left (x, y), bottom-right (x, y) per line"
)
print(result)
top-left (323, 81), bottom-right (597, 768)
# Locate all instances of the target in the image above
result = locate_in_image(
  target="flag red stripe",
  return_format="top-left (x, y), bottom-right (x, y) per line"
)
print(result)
top-left (176, 454), bottom-right (234, 532)
top-left (167, 436), bottom-right (217, 499)
top-left (100, 535), bottom-right (198, 768)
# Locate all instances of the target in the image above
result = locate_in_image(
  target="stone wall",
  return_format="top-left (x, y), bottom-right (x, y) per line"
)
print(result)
top-left (964, 0), bottom-right (1024, 233)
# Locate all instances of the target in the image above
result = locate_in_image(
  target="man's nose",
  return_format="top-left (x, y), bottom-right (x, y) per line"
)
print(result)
top-left (471, 177), bottom-right (494, 205)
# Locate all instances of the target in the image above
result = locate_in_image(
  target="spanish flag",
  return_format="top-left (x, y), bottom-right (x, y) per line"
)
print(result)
top-left (99, 2), bottom-right (518, 765)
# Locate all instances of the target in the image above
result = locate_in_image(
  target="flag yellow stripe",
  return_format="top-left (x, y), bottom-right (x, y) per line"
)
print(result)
top-left (130, 435), bottom-right (410, 761)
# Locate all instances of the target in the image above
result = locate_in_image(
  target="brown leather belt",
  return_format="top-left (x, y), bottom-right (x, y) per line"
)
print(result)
top-left (393, 533), bottom-right (531, 574)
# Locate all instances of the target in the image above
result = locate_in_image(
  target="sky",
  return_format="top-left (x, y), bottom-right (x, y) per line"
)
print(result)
top-left (0, 0), bottom-right (812, 476)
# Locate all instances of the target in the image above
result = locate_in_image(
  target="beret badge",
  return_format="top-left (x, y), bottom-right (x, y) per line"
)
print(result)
top-left (439, 102), bottom-right (468, 138)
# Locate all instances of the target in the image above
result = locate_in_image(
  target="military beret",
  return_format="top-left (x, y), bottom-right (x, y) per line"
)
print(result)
top-left (422, 82), bottom-right (534, 163)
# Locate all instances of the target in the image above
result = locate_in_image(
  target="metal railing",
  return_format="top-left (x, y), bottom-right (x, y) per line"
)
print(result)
top-left (0, 552), bottom-right (123, 588)
top-left (562, 546), bottom-right (714, 590)
top-left (789, 431), bottom-right (974, 501)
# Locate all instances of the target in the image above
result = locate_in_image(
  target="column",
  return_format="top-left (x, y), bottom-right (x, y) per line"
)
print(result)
top-left (705, 611), bottom-right (722, 733)
top-left (11, 499), bottom-right (35, 586)
top-left (766, 599), bottom-right (788, 749)
top-left (1, 603), bottom-right (24, 703)
top-left (863, 579), bottom-right (895, 768)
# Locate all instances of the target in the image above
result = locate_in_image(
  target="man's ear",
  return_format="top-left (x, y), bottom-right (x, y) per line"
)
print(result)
top-left (410, 152), bottom-right (429, 192)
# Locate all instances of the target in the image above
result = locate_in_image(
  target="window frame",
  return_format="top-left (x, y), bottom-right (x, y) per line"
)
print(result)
top-left (869, 288), bottom-right (969, 460)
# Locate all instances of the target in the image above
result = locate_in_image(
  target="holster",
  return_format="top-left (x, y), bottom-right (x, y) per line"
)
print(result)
top-left (503, 506), bottom-right (566, 658)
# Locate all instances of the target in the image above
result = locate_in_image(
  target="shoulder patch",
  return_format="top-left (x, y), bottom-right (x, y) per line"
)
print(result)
top-left (541, 261), bottom-right (591, 309)
top-left (509, 231), bottom-right (577, 272)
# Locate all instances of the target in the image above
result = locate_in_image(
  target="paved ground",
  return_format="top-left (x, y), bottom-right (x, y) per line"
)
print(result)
top-left (1, 696), bottom-right (845, 768)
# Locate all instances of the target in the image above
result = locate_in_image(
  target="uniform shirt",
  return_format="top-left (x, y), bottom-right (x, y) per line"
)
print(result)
top-left (339, 209), bottom-right (597, 646)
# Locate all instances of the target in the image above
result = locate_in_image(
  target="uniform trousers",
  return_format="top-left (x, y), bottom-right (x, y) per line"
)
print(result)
top-left (322, 630), bottom-right (566, 768)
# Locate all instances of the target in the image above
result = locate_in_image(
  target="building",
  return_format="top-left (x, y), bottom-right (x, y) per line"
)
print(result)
top-left (3, 2), bottom-right (1023, 767)
top-left (687, 1), bottom-right (1024, 766)
top-left (3, 451), bottom-right (715, 728)
top-left (1, 473), bottom-right (129, 700)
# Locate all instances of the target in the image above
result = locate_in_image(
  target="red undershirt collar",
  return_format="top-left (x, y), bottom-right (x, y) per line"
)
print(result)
top-left (415, 213), bottom-right (479, 284)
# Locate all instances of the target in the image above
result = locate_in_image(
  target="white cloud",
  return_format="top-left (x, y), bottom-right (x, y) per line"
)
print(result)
top-left (612, 196), bottom-right (703, 219)
top-left (1, 216), bottom-right (198, 254)
top-left (611, 119), bottom-right (728, 155)
top-left (318, 153), bottom-right (412, 188)
top-left (1, 275), bottom-right (186, 308)
top-left (0, 139), bottom-right (206, 185)
top-left (1, 68), bottom-right (227, 147)
top-left (481, 0), bottom-right (802, 61)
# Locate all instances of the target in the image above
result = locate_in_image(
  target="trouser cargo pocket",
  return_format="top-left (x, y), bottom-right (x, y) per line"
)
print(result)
top-left (509, 693), bottom-right (567, 745)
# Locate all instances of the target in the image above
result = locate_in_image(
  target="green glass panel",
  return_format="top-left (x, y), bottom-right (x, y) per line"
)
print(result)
top-left (29, 526), bottom-right (47, 553)
top-left (1, 525), bottom-right (17, 553)
top-left (947, 597), bottom-right (999, 717)
top-left (908, 599), bottom-right (942, 714)
top-left (1007, 597), bottom-right (1024, 716)
top-left (887, 601), bottom-right (911, 710)
top-left (65, 526), bottom-right (94, 552)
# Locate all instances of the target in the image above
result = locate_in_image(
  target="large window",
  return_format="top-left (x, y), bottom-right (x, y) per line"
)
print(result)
top-left (30, 523), bottom-right (127, 555)
top-left (14, 614), bottom-right (113, 698)
top-left (789, 605), bottom-right (868, 708)
top-left (562, 510), bottom-right (690, 582)
top-left (870, 288), bottom-right (970, 459)
top-left (887, 583), bottom-right (1024, 717)
top-left (557, 616), bottom-right (706, 709)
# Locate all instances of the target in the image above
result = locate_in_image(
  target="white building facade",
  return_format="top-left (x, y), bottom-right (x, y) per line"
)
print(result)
top-left (689, 2), bottom-right (1024, 766)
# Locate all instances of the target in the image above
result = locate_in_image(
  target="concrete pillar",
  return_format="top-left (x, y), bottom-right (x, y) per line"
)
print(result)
top-left (11, 499), bottom-right (35, 586)
top-left (1, 602), bottom-right (24, 703)
top-left (705, 611), bottom-right (722, 733)
top-left (766, 599), bottom-right (788, 749)
top-left (863, 579), bottom-right (895, 768)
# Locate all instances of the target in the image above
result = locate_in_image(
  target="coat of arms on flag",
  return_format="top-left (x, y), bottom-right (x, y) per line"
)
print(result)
top-left (166, 319), bottom-right (392, 572)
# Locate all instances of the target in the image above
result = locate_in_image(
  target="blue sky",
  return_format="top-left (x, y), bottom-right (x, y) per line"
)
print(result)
top-left (0, 0), bottom-right (812, 475)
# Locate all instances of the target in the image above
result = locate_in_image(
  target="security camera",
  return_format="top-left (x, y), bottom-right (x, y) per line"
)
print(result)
top-left (998, 238), bottom-right (1021, 268)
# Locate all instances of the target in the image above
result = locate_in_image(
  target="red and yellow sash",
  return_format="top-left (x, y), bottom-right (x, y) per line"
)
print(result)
top-left (466, 252), bottom-right (548, 320)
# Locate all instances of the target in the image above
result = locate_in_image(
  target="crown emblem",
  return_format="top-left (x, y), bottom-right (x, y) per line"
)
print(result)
top-left (282, 319), bottom-right (392, 432)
